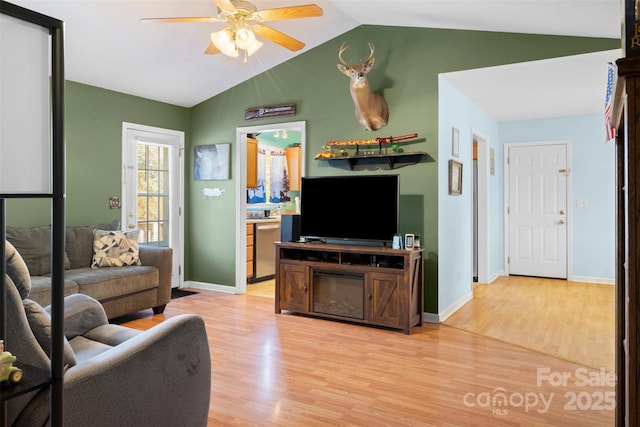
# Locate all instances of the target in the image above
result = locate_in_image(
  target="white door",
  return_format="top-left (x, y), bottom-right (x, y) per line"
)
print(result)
top-left (122, 123), bottom-right (184, 287)
top-left (508, 142), bottom-right (568, 278)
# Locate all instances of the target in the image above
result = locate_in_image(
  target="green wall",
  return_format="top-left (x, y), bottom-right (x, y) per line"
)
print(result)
top-left (6, 81), bottom-right (190, 227)
top-left (189, 25), bottom-right (617, 312)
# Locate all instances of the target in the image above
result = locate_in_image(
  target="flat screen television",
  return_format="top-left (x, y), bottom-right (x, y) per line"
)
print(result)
top-left (300, 174), bottom-right (399, 244)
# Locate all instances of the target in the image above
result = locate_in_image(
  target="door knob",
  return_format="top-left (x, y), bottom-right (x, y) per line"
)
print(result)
top-left (559, 210), bottom-right (565, 215)
top-left (559, 219), bottom-right (565, 225)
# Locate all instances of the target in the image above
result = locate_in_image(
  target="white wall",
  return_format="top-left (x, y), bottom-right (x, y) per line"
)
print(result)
top-left (438, 77), bottom-right (501, 318)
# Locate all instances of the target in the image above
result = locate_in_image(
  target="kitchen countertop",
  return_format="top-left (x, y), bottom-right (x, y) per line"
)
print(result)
top-left (247, 217), bottom-right (281, 225)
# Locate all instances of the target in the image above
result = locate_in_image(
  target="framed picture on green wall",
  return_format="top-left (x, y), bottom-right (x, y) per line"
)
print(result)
top-left (194, 143), bottom-right (230, 180)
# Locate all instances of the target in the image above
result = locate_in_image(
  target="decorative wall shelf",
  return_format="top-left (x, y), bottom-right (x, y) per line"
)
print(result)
top-left (315, 151), bottom-right (426, 171)
top-left (314, 132), bottom-right (427, 170)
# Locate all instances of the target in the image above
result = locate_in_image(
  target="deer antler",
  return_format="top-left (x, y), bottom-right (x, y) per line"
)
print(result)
top-left (366, 42), bottom-right (375, 62)
top-left (339, 42), bottom-right (375, 65)
top-left (338, 43), bottom-right (351, 66)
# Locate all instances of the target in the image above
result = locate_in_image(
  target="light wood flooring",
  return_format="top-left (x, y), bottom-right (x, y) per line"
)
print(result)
top-left (119, 285), bottom-right (615, 426)
top-left (443, 276), bottom-right (615, 372)
top-left (250, 276), bottom-right (616, 372)
top-left (250, 275), bottom-right (615, 401)
top-left (246, 279), bottom-right (276, 298)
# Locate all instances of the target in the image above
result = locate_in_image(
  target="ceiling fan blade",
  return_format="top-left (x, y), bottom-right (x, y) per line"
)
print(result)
top-left (256, 4), bottom-right (323, 21)
top-left (212, 0), bottom-right (236, 12)
top-left (253, 24), bottom-right (305, 51)
top-left (140, 17), bottom-right (220, 23)
top-left (204, 43), bottom-right (222, 55)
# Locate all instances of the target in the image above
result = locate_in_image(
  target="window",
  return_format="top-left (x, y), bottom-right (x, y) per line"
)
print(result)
top-left (137, 143), bottom-right (170, 246)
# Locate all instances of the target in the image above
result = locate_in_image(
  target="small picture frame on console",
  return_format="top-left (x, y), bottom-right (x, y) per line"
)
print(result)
top-left (405, 234), bottom-right (414, 249)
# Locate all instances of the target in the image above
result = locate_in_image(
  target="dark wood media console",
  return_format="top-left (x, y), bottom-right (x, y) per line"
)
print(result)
top-left (275, 242), bottom-right (424, 334)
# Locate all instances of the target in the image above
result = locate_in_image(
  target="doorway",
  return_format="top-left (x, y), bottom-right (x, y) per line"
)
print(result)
top-left (122, 122), bottom-right (185, 287)
top-left (234, 121), bottom-right (306, 293)
top-left (505, 140), bottom-right (569, 278)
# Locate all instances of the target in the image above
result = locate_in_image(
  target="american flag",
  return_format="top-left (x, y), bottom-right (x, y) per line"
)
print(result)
top-left (605, 62), bottom-right (615, 142)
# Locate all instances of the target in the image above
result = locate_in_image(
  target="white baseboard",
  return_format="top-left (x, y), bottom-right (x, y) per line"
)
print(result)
top-left (488, 270), bottom-right (504, 284)
top-left (484, 272), bottom-right (613, 285)
top-left (438, 291), bottom-right (474, 323)
top-left (185, 280), bottom-right (238, 294)
top-left (569, 275), bottom-right (615, 285)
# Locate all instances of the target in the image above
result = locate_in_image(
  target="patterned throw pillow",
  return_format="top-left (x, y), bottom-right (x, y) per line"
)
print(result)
top-left (91, 229), bottom-right (141, 269)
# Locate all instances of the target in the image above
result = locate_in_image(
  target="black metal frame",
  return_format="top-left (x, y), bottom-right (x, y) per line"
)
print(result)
top-left (0, 1), bottom-right (64, 425)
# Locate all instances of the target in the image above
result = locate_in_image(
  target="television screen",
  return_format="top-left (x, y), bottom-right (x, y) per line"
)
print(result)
top-left (300, 174), bottom-right (399, 243)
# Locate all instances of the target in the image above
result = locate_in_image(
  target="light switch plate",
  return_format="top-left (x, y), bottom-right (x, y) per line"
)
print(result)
top-left (576, 198), bottom-right (588, 208)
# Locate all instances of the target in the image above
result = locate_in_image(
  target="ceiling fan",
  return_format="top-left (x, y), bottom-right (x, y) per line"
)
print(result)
top-left (141, 0), bottom-right (323, 62)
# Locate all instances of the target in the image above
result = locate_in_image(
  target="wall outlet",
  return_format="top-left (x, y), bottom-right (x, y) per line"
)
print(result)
top-left (576, 198), bottom-right (588, 208)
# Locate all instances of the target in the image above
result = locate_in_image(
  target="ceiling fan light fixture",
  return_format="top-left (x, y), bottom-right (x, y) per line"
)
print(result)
top-left (235, 27), bottom-right (256, 50)
top-left (143, 1), bottom-right (324, 59)
top-left (246, 39), bottom-right (263, 56)
top-left (210, 28), bottom-right (238, 57)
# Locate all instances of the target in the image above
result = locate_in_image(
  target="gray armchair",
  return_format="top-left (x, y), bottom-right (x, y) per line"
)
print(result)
top-left (4, 241), bottom-right (211, 426)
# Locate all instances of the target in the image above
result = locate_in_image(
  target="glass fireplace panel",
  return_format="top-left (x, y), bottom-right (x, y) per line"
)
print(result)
top-left (313, 271), bottom-right (364, 319)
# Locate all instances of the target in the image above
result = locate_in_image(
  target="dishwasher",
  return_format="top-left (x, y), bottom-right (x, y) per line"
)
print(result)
top-left (254, 222), bottom-right (281, 281)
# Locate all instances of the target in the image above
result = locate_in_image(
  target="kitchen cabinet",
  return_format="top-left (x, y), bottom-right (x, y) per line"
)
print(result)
top-left (246, 223), bottom-right (254, 280)
top-left (247, 137), bottom-right (258, 189)
top-left (286, 145), bottom-right (301, 191)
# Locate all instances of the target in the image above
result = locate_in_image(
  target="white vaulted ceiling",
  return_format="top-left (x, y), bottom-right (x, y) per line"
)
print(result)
top-left (9, 0), bottom-right (621, 119)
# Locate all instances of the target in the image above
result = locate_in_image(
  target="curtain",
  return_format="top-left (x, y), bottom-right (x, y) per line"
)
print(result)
top-left (269, 151), bottom-right (289, 203)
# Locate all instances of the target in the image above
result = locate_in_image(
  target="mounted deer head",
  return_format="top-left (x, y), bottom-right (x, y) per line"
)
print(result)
top-left (337, 42), bottom-right (389, 131)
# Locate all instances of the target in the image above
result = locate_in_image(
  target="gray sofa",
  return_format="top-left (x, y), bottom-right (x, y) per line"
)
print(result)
top-left (6, 222), bottom-right (172, 319)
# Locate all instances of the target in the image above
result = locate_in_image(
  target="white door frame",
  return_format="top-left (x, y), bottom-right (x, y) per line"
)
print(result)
top-left (472, 129), bottom-right (489, 284)
top-left (503, 139), bottom-right (572, 278)
top-left (235, 121), bottom-right (306, 293)
top-left (122, 122), bottom-right (185, 287)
